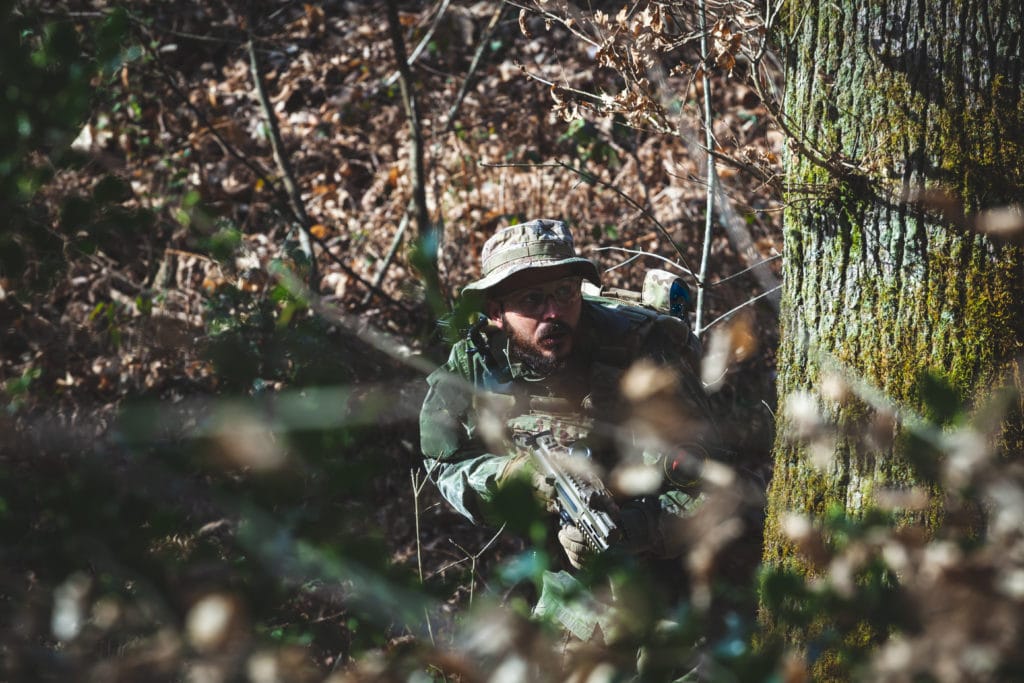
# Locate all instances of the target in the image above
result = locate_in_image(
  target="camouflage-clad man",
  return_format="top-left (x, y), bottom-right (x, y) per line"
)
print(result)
top-left (420, 219), bottom-right (715, 637)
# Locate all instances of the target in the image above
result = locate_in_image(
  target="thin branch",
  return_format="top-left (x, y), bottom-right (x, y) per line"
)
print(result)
top-left (708, 164), bottom-right (782, 309)
top-left (449, 525), bottom-right (505, 607)
top-left (505, 0), bottom-right (602, 48)
top-left (363, 204), bottom-right (413, 306)
top-left (132, 16), bottom-right (410, 311)
top-left (592, 246), bottom-right (696, 278)
top-left (411, 469), bottom-right (426, 585)
top-left (695, 0), bottom-right (716, 336)
top-left (642, 57), bottom-right (783, 315)
top-left (710, 253), bottom-right (783, 287)
top-left (601, 252), bottom-right (643, 274)
top-left (703, 283), bottom-right (782, 332)
top-left (134, 25), bottom-right (277, 198)
top-left (367, 3), bottom-right (507, 307)
top-left (385, 0), bottom-right (431, 248)
top-left (384, 0), bottom-right (453, 87)
top-left (246, 36), bottom-right (317, 286)
top-left (440, 2), bottom-right (507, 138)
top-left (479, 160), bottom-right (693, 277)
top-left (513, 61), bottom-right (609, 103)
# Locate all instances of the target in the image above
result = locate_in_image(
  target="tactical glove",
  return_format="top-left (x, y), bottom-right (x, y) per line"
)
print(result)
top-left (557, 524), bottom-right (593, 569)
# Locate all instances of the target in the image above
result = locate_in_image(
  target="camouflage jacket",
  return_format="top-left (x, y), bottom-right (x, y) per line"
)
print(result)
top-left (419, 297), bottom-right (714, 556)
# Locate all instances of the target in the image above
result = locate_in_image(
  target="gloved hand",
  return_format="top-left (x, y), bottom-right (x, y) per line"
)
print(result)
top-left (498, 453), bottom-right (557, 511)
top-left (558, 524), bottom-right (594, 569)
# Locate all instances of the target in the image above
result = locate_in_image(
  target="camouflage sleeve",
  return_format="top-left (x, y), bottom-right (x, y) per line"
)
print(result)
top-left (419, 348), bottom-right (510, 523)
top-left (425, 455), bottom-right (507, 523)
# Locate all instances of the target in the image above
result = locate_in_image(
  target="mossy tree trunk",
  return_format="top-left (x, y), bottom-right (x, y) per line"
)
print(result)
top-left (762, 0), bottom-right (1024, 635)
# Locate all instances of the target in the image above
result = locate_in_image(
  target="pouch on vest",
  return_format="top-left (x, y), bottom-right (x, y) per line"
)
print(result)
top-left (582, 269), bottom-right (691, 320)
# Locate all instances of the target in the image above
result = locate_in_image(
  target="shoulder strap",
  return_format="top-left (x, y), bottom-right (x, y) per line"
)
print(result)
top-left (584, 298), bottom-right (662, 368)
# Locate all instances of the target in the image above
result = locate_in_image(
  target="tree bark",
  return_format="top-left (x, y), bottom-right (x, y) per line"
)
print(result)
top-left (763, 0), bottom-right (1024, 589)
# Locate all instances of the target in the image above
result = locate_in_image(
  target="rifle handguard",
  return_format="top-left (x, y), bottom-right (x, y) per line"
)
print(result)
top-left (516, 431), bottom-right (621, 552)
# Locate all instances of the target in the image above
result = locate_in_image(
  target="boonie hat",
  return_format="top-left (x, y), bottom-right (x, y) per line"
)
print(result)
top-left (462, 219), bottom-right (601, 293)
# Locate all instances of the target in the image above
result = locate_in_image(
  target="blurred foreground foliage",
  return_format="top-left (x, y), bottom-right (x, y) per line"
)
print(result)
top-left (1, 1), bottom-right (152, 290)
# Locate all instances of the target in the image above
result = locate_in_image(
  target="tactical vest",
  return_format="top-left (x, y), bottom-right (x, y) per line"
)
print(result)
top-left (470, 296), bottom-right (700, 462)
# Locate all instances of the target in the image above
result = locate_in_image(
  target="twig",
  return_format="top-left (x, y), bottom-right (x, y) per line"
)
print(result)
top-left (385, 0), bottom-right (433, 262)
top-left (132, 22), bottom-right (278, 199)
top-left (695, 0), bottom-right (716, 336)
top-left (131, 16), bottom-right (410, 312)
top-left (479, 160), bottom-right (693, 278)
top-left (410, 459), bottom-right (440, 585)
top-left (246, 35), bottom-right (317, 287)
top-left (707, 164), bottom-right (782, 310)
top-left (601, 252), bottom-right (643, 274)
top-left (449, 525), bottom-right (505, 607)
top-left (555, 165), bottom-right (691, 277)
top-left (703, 283), bottom-right (782, 332)
top-left (506, 0), bottom-right (601, 48)
top-left (710, 253), bottom-right (782, 287)
top-left (410, 466), bottom-right (436, 645)
top-left (369, 4), bottom-right (505, 305)
top-left (363, 204), bottom-right (413, 306)
top-left (384, 0), bottom-right (453, 87)
top-left (592, 246), bottom-right (696, 278)
top-left (439, 2), bottom-right (507, 138)
top-left (411, 469), bottom-right (426, 584)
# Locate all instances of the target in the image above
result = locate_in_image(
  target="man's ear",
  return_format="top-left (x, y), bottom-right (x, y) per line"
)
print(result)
top-left (484, 299), bottom-right (503, 328)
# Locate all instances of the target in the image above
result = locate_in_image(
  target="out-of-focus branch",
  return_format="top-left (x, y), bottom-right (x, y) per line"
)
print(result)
top-left (246, 35), bottom-right (317, 287)
top-left (384, 0), bottom-right (453, 87)
top-left (385, 0), bottom-right (432, 259)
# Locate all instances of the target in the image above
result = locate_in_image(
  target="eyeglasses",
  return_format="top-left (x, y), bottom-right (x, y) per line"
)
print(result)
top-left (501, 277), bottom-right (582, 316)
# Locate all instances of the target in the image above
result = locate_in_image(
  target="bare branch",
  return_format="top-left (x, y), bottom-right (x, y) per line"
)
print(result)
top-left (710, 253), bottom-right (782, 287)
top-left (385, 0), bottom-right (430, 239)
top-left (246, 36), bottom-right (317, 286)
top-left (695, 0), bottom-right (717, 336)
top-left (703, 283), bottom-right (782, 332)
top-left (479, 160), bottom-right (693, 276)
top-left (592, 246), bottom-right (696, 278)
top-left (384, 0), bottom-right (453, 87)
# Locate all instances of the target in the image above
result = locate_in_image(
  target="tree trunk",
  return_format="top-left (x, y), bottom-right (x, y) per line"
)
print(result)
top-left (762, 0), bottom-right (1024, 648)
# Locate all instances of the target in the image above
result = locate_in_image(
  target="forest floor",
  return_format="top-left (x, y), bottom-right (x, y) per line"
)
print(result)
top-left (2, 1), bottom-right (785, 678)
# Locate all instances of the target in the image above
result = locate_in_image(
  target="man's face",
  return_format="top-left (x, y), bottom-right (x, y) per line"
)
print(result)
top-left (486, 266), bottom-right (584, 373)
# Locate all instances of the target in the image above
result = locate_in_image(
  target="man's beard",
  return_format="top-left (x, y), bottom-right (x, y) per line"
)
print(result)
top-left (504, 318), bottom-right (573, 376)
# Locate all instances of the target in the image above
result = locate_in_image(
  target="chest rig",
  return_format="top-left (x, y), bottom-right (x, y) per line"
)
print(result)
top-left (467, 299), bottom-right (674, 461)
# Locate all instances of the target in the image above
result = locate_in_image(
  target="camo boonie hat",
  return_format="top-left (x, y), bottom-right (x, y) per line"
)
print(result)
top-left (462, 219), bottom-right (601, 294)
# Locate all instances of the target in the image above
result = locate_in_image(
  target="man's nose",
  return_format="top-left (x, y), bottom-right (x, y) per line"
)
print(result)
top-left (540, 295), bottom-right (563, 319)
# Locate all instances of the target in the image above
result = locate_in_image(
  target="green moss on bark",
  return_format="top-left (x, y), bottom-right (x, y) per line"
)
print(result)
top-left (763, 0), bottom-right (1024, 675)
